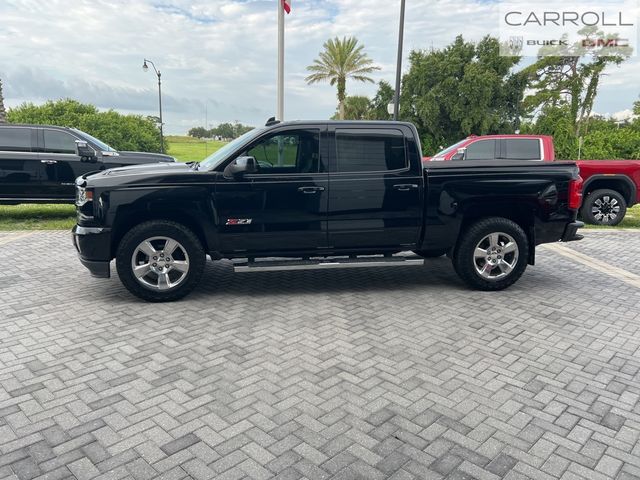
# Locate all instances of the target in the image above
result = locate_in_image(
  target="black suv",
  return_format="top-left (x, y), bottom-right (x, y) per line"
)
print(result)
top-left (0, 124), bottom-right (176, 204)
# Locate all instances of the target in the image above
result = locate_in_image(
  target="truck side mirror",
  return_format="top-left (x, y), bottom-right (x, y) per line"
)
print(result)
top-left (75, 140), bottom-right (98, 163)
top-left (224, 156), bottom-right (258, 178)
top-left (451, 148), bottom-right (466, 161)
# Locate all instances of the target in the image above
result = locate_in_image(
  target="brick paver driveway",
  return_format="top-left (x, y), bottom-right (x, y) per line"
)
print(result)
top-left (1, 230), bottom-right (640, 480)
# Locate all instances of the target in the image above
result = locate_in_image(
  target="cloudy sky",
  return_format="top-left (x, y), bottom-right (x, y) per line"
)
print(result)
top-left (1, 0), bottom-right (639, 134)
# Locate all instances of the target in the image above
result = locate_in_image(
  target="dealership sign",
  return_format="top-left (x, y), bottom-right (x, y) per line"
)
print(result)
top-left (499, 1), bottom-right (638, 56)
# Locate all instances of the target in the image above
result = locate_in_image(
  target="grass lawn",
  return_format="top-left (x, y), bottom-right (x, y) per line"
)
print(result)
top-left (167, 135), bottom-right (226, 162)
top-left (0, 204), bottom-right (76, 231)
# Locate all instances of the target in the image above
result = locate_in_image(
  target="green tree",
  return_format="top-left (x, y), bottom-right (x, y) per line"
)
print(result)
top-left (522, 27), bottom-right (631, 138)
top-left (7, 99), bottom-right (164, 152)
top-left (581, 127), bottom-right (640, 159)
top-left (523, 103), bottom-right (640, 160)
top-left (233, 122), bottom-right (254, 137)
top-left (188, 126), bottom-right (210, 138)
top-left (400, 35), bottom-right (524, 154)
top-left (367, 80), bottom-right (394, 120)
top-left (210, 121), bottom-right (253, 139)
top-left (521, 106), bottom-right (578, 159)
top-left (0, 77), bottom-right (6, 123)
top-left (305, 36), bottom-right (380, 120)
top-left (331, 95), bottom-right (371, 120)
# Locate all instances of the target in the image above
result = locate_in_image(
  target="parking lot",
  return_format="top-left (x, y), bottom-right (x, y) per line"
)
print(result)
top-left (1, 230), bottom-right (640, 480)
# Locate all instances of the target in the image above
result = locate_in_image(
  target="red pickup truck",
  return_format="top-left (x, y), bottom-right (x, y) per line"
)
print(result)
top-left (426, 134), bottom-right (640, 226)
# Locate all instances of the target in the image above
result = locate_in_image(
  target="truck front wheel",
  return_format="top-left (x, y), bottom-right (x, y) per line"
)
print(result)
top-left (453, 217), bottom-right (529, 291)
top-left (581, 189), bottom-right (627, 226)
top-left (116, 220), bottom-right (206, 302)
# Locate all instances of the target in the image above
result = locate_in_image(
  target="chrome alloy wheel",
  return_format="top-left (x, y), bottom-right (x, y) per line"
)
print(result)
top-left (592, 195), bottom-right (621, 223)
top-left (130, 237), bottom-right (190, 291)
top-left (473, 232), bottom-right (519, 281)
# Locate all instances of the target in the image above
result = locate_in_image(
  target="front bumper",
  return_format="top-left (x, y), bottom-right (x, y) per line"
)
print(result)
top-left (561, 221), bottom-right (584, 242)
top-left (72, 225), bottom-right (112, 278)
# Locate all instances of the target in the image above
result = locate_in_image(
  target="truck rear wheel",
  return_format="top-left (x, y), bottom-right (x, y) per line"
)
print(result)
top-left (453, 217), bottom-right (529, 291)
top-left (581, 189), bottom-right (627, 226)
top-left (116, 220), bottom-right (205, 302)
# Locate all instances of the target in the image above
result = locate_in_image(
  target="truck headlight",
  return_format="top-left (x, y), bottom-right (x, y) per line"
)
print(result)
top-left (75, 186), bottom-right (94, 206)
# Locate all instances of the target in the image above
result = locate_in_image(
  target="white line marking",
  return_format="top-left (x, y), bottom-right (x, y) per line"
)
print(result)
top-left (543, 243), bottom-right (640, 289)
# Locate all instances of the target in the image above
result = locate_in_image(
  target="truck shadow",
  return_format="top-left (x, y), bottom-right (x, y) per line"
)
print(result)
top-left (188, 258), bottom-right (463, 299)
top-left (95, 257), bottom-right (565, 305)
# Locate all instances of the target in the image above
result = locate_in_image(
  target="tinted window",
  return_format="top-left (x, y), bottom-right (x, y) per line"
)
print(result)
top-left (43, 130), bottom-right (77, 154)
top-left (245, 129), bottom-right (319, 174)
top-left (336, 129), bottom-right (406, 172)
top-left (0, 128), bottom-right (32, 152)
top-left (504, 139), bottom-right (541, 160)
top-left (465, 140), bottom-right (495, 160)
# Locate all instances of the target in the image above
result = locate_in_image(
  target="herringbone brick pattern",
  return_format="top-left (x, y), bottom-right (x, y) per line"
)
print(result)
top-left (1, 231), bottom-right (639, 480)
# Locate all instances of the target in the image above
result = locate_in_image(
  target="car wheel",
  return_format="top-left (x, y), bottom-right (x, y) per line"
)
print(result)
top-left (412, 249), bottom-right (448, 258)
top-left (116, 220), bottom-right (205, 302)
top-left (581, 189), bottom-right (627, 226)
top-left (452, 217), bottom-right (529, 291)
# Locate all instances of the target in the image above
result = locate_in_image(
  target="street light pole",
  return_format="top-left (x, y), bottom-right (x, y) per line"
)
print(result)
top-left (393, 0), bottom-right (406, 121)
top-left (143, 59), bottom-right (164, 153)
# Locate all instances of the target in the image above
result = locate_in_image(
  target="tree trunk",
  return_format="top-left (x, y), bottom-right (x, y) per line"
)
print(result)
top-left (577, 63), bottom-right (604, 138)
top-left (0, 78), bottom-right (6, 123)
top-left (337, 76), bottom-right (346, 120)
top-left (568, 59), bottom-right (580, 137)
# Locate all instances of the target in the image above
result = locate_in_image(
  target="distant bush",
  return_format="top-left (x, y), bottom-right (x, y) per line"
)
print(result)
top-left (522, 105), bottom-right (640, 160)
top-left (7, 98), bottom-right (165, 152)
top-left (188, 121), bottom-right (254, 140)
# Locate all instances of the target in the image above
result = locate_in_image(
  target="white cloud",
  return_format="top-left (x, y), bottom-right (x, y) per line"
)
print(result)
top-left (0, 0), bottom-right (637, 133)
top-left (593, 108), bottom-right (637, 121)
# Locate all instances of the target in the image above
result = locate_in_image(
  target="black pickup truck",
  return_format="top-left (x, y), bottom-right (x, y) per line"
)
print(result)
top-left (0, 124), bottom-right (175, 204)
top-left (72, 120), bottom-right (584, 301)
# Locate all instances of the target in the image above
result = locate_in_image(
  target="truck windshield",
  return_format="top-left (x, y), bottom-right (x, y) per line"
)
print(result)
top-left (433, 139), bottom-right (467, 158)
top-left (71, 128), bottom-right (116, 152)
top-left (200, 128), bottom-right (266, 170)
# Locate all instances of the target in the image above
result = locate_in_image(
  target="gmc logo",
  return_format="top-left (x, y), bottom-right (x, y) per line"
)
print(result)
top-left (582, 38), bottom-right (629, 48)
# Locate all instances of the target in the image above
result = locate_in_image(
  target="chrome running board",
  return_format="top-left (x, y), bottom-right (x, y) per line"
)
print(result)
top-left (233, 254), bottom-right (425, 272)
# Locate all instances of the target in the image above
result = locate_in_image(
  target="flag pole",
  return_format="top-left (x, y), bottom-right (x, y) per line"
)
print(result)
top-left (277, 0), bottom-right (285, 121)
top-left (393, 0), bottom-right (405, 121)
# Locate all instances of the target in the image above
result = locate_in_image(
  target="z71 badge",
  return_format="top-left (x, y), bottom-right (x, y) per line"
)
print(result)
top-left (226, 218), bottom-right (252, 225)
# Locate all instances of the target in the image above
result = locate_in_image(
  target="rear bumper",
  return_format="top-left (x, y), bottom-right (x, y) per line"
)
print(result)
top-left (72, 225), bottom-right (112, 278)
top-left (561, 221), bottom-right (584, 242)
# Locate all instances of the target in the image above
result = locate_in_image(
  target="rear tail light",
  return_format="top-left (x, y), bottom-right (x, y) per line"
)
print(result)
top-left (568, 176), bottom-right (583, 210)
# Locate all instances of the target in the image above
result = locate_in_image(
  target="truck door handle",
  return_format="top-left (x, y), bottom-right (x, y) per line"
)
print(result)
top-left (393, 184), bottom-right (418, 191)
top-left (298, 186), bottom-right (325, 194)
top-left (41, 160), bottom-right (58, 165)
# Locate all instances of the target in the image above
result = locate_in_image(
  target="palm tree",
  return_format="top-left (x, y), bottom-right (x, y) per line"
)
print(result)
top-left (306, 37), bottom-right (380, 120)
top-left (0, 78), bottom-right (6, 123)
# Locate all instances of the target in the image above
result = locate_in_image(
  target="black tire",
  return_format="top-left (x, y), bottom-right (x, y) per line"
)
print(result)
top-left (412, 249), bottom-right (448, 258)
top-left (580, 189), bottom-right (627, 226)
top-left (116, 220), bottom-right (206, 302)
top-left (452, 217), bottom-right (529, 291)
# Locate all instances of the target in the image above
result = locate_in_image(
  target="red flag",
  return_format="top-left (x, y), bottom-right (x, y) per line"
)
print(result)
top-left (282, 0), bottom-right (291, 14)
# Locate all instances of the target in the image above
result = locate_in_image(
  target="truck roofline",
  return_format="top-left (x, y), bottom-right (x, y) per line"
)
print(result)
top-left (464, 134), bottom-right (553, 139)
top-left (0, 123), bottom-right (76, 131)
top-left (269, 120), bottom-right (417, 127)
